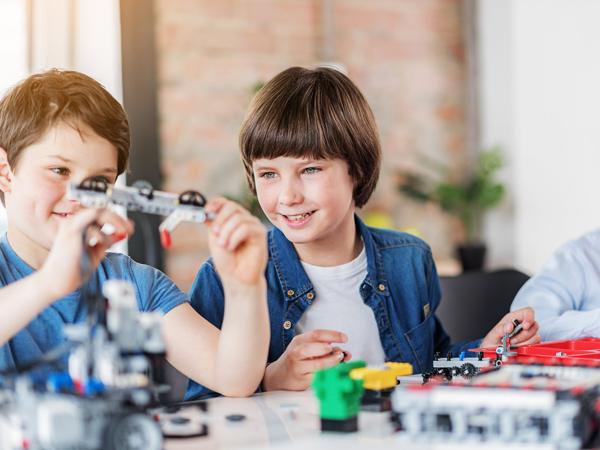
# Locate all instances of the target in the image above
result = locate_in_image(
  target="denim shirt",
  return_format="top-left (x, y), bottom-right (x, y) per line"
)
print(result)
top-left (185, 216), bottom-right (480, 399)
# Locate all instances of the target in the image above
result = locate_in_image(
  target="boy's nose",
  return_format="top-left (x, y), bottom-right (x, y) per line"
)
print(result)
top-left (278, 180), bottom-right (303, 205)
top-left (63, 198), bottom-right (82, 212)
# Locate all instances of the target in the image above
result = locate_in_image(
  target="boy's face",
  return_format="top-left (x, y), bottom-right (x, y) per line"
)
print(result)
top-left (252, 156), bottom-right (356, 247)
top-left (0, 122), bottom-right (118, 265)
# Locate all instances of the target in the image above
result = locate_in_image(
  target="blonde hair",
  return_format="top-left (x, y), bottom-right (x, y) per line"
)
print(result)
top-left (0, 69), bottom-right (130, 175)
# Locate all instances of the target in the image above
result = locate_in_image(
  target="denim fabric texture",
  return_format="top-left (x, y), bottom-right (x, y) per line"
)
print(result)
top-left (185, 216), bottom-right (480, 399)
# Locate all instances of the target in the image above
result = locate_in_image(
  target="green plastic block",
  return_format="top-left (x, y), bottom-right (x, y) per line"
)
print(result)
top-left (312, 361), bottom-right (366, 420)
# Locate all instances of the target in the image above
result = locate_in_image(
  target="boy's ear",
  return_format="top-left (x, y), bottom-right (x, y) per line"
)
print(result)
top-left (0, 147), bottom-right (13, 193)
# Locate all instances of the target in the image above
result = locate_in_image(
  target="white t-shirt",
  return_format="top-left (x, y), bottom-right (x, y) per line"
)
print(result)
top-left (295, 246), bottom-right (386, 366)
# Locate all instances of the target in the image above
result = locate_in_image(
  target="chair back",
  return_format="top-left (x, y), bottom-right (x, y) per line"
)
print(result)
top-left (436, 268), bottom-right (530, 342)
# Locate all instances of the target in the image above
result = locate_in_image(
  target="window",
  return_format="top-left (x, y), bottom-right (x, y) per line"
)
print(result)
top-left (0, 0), bottom-right (28, 234)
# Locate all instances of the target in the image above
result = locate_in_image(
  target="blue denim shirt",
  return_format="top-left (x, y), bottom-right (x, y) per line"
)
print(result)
top-left (185, 216), bottom-right (480, 399)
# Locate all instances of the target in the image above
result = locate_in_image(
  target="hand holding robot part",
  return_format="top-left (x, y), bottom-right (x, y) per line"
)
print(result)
top-left (262, 329), bottom-right (351, 391)
top-left (39, 208), bottom-right (133, 300)
top-left (160, 198), bottom-right (270, 396)
top-left (479, 307), bottom-right (541, 349)
top-left (205, 197), bottom-right (268, 287)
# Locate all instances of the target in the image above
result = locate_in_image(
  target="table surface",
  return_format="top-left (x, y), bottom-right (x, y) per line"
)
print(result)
top-left (162, 387), bottom-right (546, 450)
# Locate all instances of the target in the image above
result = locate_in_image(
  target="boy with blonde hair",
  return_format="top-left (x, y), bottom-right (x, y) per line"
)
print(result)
top-left (0, 69), bottom-right (269, 397)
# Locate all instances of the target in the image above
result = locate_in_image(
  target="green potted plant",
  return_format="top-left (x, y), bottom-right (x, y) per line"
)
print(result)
top-left (396, 148), bottom-right (505, 271)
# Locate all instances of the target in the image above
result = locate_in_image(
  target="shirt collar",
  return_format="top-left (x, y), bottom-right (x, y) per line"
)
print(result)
top-left (269, 215), bottom-right (389, 301)
top-left (0, 233), bottom-right (35, 277)
top-left (269, 227), bottom-right (314, 301)
top-left (356, 217), bottom-right (390, 296)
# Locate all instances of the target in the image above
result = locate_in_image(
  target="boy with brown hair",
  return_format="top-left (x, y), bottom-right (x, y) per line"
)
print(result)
top-left (189, 66), bottom-right (540, 396)
top-left (0, 69), bottom-right (270, 397)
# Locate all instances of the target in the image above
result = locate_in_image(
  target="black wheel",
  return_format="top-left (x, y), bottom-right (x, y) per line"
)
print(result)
top-left (178, 190), bottom-right (206, 207)
top-left (435, 368), bottom-right (452, 381)
top-left (132, 180), bottom-right (154, 199)
top-left (79, 176), bottom-right (108, 193)
top-left (460, 363), bottom-right (477, 378)
top-left (103, 413), bottom-right (163, 450)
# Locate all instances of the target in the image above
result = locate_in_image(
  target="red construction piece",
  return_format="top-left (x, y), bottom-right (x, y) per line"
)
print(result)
top-left (160, 229), bottom-right (172, 249)
top-left (472, 338), bottom-right (600, 367)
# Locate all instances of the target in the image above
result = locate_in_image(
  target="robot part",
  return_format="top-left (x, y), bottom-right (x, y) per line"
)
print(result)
top-left (0, 280), bottom-right (170, 450)
top-left (66, 280), bottom-right (166, 391)
top-left (472, 337), bottom-right (600, 368)
top-left (312, 361), bottom-right (366, 432)
top-left (0, 377), bottom-right (163, 450)
top-left (152, 404), bottom-right (209, 439)
top-left (392, 363), bottom-right (600, 449)
top-left (424, 352), bottom-right (491, 383)
top-left (349, 362), bottom-right (413, 412)
top-left (68, 177), bottom-right (215, 249)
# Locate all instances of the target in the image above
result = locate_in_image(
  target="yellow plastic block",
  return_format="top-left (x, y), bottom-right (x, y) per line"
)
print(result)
top-left (349, 362), bottom-right (413, 390)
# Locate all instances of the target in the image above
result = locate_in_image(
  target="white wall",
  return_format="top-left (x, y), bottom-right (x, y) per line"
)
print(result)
top-left (0, 0), bottom-right (125, 249)
top-left (0, 0), bottom-right (28, 233)
top-left (30, 0), bottom-right (122, 100)
top-left (479, 0), bottom-right (600, 274)
top-left (0, 0), bottom-right (28, 92)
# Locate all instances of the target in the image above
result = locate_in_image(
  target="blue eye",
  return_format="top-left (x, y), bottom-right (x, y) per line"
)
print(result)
top-left (260, 172), bottom-right (277, 179)
top-left (94, 176), bottom-right (112, 184)
top-left (303, 167), bottom-right (321, 174)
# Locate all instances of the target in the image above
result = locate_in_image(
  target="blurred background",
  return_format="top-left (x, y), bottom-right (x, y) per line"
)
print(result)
top-left (1, 0), bottom-right (600, 290)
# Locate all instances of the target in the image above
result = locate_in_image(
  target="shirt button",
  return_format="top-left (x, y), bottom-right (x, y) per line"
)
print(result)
top-left (287, 289), bottom-right (295, 297)
top-left (378, 283), bottom-right (386, 292)
top-left (283, 320), bottom-right (292, 330)
top-left (307, 292), bottom-right (315, 301)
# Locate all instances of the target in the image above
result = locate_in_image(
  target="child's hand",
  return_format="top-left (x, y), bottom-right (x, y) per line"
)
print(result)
top-left (40, 208), bottom-right (133, 300)
top-left (262, 330), bottom-right (350, 391)
top-left (480, 307), bottom-right (541, 349)
top-left (206, 198), bottom-right (267, 286)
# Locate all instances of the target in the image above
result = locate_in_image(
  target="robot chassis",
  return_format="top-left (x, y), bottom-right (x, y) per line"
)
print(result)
top-left (392, 362), bottom-right (600, 449)
top-left (67, 177), bottom-right (215, 248)
top-left (393, 336), bottom-right (600, 449)
top-left (424, 319), bottom-right (525, 383)
top-left (0, 280), bottom-right (167, 450)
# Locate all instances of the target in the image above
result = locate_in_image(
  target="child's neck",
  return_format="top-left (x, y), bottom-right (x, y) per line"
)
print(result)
top-left (7, 228), bottom-right (48, 270)
top-left (294, 216), bottom-right (363, 267)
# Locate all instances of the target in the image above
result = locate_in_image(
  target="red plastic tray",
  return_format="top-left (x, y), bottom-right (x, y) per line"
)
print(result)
top-left (471, 338), bottom-right (600, 367)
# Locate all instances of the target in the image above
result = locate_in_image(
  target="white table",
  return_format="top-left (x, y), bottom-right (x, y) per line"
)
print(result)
top-left (164, 390), bottom-right (396, 450)
top-left (163, 389), bottom-right (543, 450)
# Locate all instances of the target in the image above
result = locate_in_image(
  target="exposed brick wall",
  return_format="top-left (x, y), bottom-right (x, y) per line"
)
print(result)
top-left (155, 0), bottom-right (467, 289)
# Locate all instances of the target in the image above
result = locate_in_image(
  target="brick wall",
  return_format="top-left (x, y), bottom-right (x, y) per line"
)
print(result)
top-left (155, 0), bottom-right (467, 289)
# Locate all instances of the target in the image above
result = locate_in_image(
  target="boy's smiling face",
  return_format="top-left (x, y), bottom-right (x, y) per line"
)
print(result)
top-left (253, 156), bottom-right (358, 264)
top-left (0, 122), bottom-right (118, 268)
